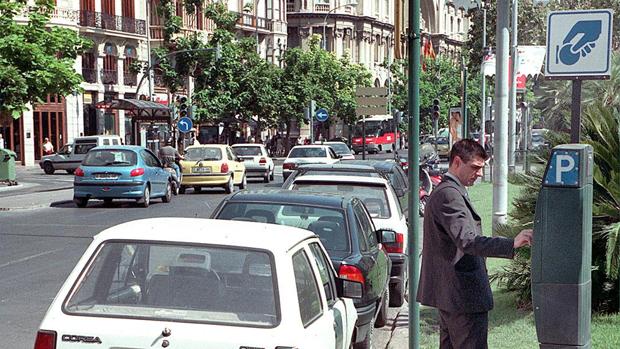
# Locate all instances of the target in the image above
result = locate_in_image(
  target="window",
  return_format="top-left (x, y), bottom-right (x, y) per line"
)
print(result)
top-left (185, 147), bottom-right (222, 161)
top-left (232, 146), bottom-right (262, 156)
top-left (293, 183), bottom-right (391, 219)
top-left (226, 147), bottom-right (235, 160)
top-left (83, 149), bottom-right (137, 166)
top-left (289, 147), bottom-right (327, 158)
top-left (140, 150), bottom-right (160, 167)
top-left (293, 250), bottom-right (322, 327)
top-left (308, 243), bottom-right (337, 303)
top-left (354, 202), bottom-right (378, 247)
top-left (74, 143), bottom-right (97, 155)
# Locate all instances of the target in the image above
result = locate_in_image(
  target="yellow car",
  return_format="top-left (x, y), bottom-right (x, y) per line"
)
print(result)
top-left (179, 144), bottom-right (246, 194)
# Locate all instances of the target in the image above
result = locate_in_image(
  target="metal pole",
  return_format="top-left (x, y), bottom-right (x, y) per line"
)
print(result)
top-left (462, 61), bottom-right (468, 139)
top-left (493, 0), bottom-right (510, 231)
top-left (480, 6), bottom-right (487, 149)
top-left (362, 115), bottom-right (366, 160)
top-left (145, 0), bottom-right (154, 99)
top-left (570, 79), bottom-right (582, 143)
top-left (523, 103), bottom-right (530, 173)
top-left (310, 99), bottom-right (315, 143)
top-left (508, 0), bottom-right (518, 174)
top-left (408, 0), bottom-right (421, 346)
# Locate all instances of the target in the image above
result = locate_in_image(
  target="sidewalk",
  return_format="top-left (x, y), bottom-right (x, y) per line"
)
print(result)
top-left (0, 188), bottom-right (73, 210)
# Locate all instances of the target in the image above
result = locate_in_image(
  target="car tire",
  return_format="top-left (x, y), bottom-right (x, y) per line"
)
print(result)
top-left (224, 176), bottom-right (234, 194)
top-left (43, 162), bottom-right (55, 175)
top-left (389, 281), bottom-right (405, 307)
top-left (74, 196), bottom-right (88, 208)
top-left (66, 169), bottom-right (75, 175)
top-left (162, 182), bottom-right (172, 203)
top-left (103, 198), bottom-right (113, 206)
top-left (263, 172), bottom-right (270, 183)
top-left (269, 167), bottom-right (275, 181)
top-left (354, 317), bottom-right (374, 349)
top-left (240, 174), bottom-right (247, 189)
top-left (138, 186), bottom-right (150, 208)
top-left (375, 288), bottom-right (389, 328)
top-left (179, 185), bottom-right (186, 194)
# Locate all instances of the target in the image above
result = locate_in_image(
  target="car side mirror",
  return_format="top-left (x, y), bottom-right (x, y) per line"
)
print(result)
top-left (336, 276), bottom-right (363, 299)
top-left (376, 229), bottom-right (397, 244)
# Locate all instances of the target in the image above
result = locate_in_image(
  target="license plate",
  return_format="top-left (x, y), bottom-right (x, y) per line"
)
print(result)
top-left (192, 167), bottom-right (211, 173)
top-left (94, 173), bottom-right (118, 179)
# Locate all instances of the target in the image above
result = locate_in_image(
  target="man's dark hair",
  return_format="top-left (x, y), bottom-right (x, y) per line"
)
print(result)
top-left (449, 139), bottom-right (489, 165)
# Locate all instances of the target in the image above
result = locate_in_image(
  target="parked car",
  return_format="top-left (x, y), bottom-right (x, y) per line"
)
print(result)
top-left (231, 143), bottom-right (274, 183)
top-left (212, 190), bottom-right (392, 349)
top-left (282, 163), bottom-right (386, 189)
top-left (282, 145), bottom-right (340, 181)
top-left (531, 128), bottom-right (550, 150)
top-left (40, 135), bottom-right (122, 175)
top-left (285, 175), bottom-right (409, 307)
top-left (73, 145), bottom-right (173, 208)
top-left (34, 218), bottom-right (361, 349)
top-left (435, 136), bottom-right (450, 158)
top-left (179, 144), bottom-right (246, 194)
top-left (323, 141), bottom-right (356, 160)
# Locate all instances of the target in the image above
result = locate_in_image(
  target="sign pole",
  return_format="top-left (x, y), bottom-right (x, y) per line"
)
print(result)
top-left (362, 115), bottom-right (366, 160)
top-left (570, 79), bottom-right (582, 143)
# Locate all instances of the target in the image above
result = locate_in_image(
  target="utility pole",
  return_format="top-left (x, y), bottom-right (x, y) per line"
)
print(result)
top-left (493, 0), bottom-right (510, 230)
top-left (145, 0), bottom-right (154, 99)
top-left (508, 0), bottom-right (518, 174)
top-left (407, 0), bottom-right (421, 347)
top-left (480, 5), bottom-right (487, 149)
top-left (462, 57), bottom-right (468, 139)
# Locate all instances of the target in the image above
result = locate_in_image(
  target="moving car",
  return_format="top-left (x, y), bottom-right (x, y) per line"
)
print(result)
top-left (285, 175), bottom-right (409, 307)
top-left (73, 145), bottom-right (174, 208)
top-left (282, 145), bottom-right (340, 181)
top-left (323, 141), bottom-right (356, 160)
top-left (179, 144), bottom-right (246, 194)
top-left (212, 190), bottom-right (393, 349)
top-left (231, 143), bottom-right (274, 183)
top-left (34, 218), bottom-right (361, 349)
top-left (40, 135), bottom-right (122, 175)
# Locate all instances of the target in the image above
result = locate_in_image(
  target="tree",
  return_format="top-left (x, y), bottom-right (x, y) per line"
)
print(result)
top-left (0, 0), bottom-right (92, 120)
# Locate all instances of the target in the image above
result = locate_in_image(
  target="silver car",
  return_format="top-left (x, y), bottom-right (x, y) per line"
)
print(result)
top-left (282, 145), bottom-right (340, 181)
top-left (232, 143), bottom-right (275, 183)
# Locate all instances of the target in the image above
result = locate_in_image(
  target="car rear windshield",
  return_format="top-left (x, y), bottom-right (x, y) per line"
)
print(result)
top-left (185, 147), bottom-right (222, 161)
top-left (217, 203), bottom-right (349, 253)
top-left (233, 146), bottom-right (262, 156)
top-left (292, 182), bottom-right (391, 219)
top-left (64, 241), bottom-right (279, 328)
top-left (289, 147), bottom-right (326, 158)
top-left (82, 150), bottom-right (137, 166)
top-left (301, 170), bottom-right (380, 178)
top-left (327, 143), bottom-right (352, 154)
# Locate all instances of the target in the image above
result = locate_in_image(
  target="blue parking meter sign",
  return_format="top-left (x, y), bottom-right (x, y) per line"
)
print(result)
top-left (546, 9), bottom-right (613, 78)
top-left (316, 108), bottom-right (329, 122)
top-left (177, 117), bottom-right (193, 133)
top-left (544, 150), bottom-right (580, 187)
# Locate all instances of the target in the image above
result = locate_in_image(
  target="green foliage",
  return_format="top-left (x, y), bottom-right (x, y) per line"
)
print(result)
top-left (0, 0), bottom-right (92, 119)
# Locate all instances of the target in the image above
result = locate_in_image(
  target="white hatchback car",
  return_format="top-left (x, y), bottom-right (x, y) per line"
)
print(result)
top-left (232, 143), bottom-right (275, 182)
top-left (34, 218), bottom-right (360, 349)
top-left (282, 145), bottom-right (340, 181)
top-left (285, 175), bottom-right (410, 307)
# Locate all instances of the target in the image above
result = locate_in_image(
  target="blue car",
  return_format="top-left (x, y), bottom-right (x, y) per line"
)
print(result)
top-left (73, 145), bottom-right (173, 208)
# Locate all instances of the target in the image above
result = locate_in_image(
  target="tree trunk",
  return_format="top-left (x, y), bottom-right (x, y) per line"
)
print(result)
top-left (285, 120), bottom-right (292, 154)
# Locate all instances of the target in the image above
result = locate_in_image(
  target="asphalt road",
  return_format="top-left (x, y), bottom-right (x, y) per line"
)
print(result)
top-left (0, 150), bottom-right (412, 349)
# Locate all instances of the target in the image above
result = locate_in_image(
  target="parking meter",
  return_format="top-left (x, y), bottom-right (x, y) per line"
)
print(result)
top-left (532, 144), bottom-right (593, 349)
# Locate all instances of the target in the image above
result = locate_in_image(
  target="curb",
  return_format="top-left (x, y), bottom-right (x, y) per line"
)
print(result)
top-left (0, 183), bottom-right (24, 192)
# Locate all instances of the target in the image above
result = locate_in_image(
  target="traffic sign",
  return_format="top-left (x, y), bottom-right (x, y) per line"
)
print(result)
top-left (545, 9), bottom-right (613, 78)
top-left (316, 108), bottom-right (329, 122)
top-left (177, 117), bottom-right (193, 133)
top-left (544, 149), bottom-right (580, 187)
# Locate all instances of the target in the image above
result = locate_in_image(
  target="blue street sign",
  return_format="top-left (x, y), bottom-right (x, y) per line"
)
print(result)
top-left (546, 9), bottom-right (613, 77)
top-left (316, 108), bottom-right (329, 122)
top-left (544, 149), bottom-right (580, 187)
top-left (177, 117), bottom-right (193, 133)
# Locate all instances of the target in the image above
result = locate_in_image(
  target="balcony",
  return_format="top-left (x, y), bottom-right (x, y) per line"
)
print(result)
top-left (124, 72), bottom-right (138, 86)
top-left (82, 68), bottom-right (97, 83)
top-left (102, 70), bottom-right (118, 85)
top-left (314, 4), bottom-right (330, 12)
top-left (236, 12), bottom-right (272, 31)
top-left (79, 10), bottom-right (146, 35)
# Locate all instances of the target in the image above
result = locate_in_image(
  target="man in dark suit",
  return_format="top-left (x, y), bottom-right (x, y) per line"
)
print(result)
top-left (417, 139), bottom-right (533, 349)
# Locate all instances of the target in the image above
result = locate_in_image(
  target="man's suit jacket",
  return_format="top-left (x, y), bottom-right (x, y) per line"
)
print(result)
top-left (416, 175), bottom-right (515, 313)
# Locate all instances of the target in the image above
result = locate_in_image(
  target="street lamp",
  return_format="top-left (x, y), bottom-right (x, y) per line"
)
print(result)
top-left (322, 0), bottom-right (358, 50)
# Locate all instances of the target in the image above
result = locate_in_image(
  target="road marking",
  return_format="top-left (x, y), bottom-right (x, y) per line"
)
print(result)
top-left (0, 248), bottom-right (64, 269)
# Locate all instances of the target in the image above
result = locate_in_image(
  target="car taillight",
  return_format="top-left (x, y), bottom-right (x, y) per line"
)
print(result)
top-left (259, 157), bottom-right (267, 164)
top-left (34, 330), bottom-right (56, 349)
top-left (384, 232), bottom-right (405, 254)
top-left (220, 163), bottom-right (229, 173)
top-left (130, 168), bottom-right (145, 177)
top-left (283, 162), bottom-right (296, 170)
top-left (339, 265), bottom-right (365, 285)
top-left (74, 167), bottom-right (84, 177)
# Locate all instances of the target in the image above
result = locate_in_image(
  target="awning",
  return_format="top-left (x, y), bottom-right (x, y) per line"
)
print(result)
top-left (95, 99), bottom-right (171, 119)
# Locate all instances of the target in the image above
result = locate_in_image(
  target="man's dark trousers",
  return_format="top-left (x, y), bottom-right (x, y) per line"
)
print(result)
top-left (439, 310), bottom-right (488, 349)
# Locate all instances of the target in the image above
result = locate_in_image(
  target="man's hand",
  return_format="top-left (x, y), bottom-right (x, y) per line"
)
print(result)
top-left (514, 229), bottom-right (533, 248)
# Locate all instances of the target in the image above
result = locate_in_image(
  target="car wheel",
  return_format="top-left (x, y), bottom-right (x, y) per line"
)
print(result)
top-left (162, 182), bottom-right (172, 203)
top-left (194, 186), bottom-right (202, 193)
top-left (263, 172), bottom-right (270, 183)
top-left (138, 185), bottom-right (150, 208)
top-left (240, 174), bottom-right (247, 189)
top-left (172, 181), bottom-right (180, 195)
top-left (389, 280), bottom-right (405, 307)
top-left (74, 196), bottom-right (88, 208)
top-left (375, 288), bottom-right (389, 328)
top-left (43, 162), bottom-right (55, 175)
top-left (103, 198), bottom-right (113, 206)
top-left (269, 167), bottom-right (275, 181)
top-left (224, 176), bottom-right (234, 194)
top-left (66, 169), bottom-right (75, 175)
top-left (354, 317), bottom-right (374, 349)
top-left (179, 185), bottom-right (186, 194)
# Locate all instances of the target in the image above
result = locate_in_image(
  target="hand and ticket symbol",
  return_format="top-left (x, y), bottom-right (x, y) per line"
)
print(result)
top-left (557, 20), bottom-right (602, 66)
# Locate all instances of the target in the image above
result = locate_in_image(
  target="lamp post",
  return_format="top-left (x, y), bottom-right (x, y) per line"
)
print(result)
top-left (322, 0), bottom-right (358, 50)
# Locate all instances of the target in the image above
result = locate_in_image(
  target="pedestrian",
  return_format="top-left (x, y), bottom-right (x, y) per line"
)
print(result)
top-left (417, 139), bottom-right (533, 349)
top-left (42, 137), bottom-right (54, 155)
